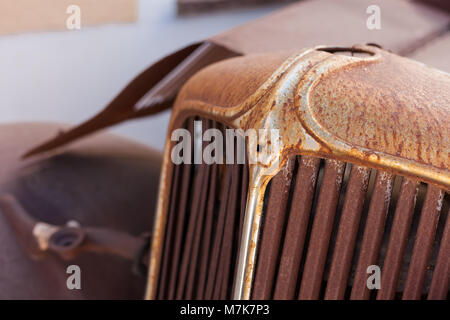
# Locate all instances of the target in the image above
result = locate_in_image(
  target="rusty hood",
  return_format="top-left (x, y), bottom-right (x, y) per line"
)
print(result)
top-left (171, 46), bottom-right (450, 188)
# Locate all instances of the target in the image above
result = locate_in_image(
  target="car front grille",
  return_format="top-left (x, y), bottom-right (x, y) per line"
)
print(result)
top-left (155, 118), bottom-right (449, 300)
top-left (156, 118), bottom-right (248, 299)
top-left (253, 156), bottom-right (448, 300)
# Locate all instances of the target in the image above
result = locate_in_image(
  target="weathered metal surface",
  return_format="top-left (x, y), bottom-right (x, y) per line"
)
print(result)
top-left (402, 186), bottom-right (444, 299)
top-left (164, 122), bottom-right (194, 299)
top-left (428, 207), bottom-right (450, 299)
top-left (174, 141), bottom-right (207, 299)
top-left (307, 51), bottom-right (449, 171)
top-left (377, 178), bottom-right (420, 300)
top-left (273, 156), bottom-right (321, 299)
top-left (325, 165), bottom-right (371, 300)
top-left (350, 172), bottom-right (394, 299)
top-left (168, 45), bottom-right (450, 188)
top-left (184, 146), bottom-right (212, 299)
top-left (252, 157), bottom-right (295, 299)
top-left (298, 160), bottom-right (346, 300)
top-left (196, 163), bottom-right (219, 299)
top-left (146, 45), bottom-right (450, 300)
top-left (204, 165), bottom-right (233, 299)
top-left (155, 163), bottom-right (181, 299)
top-left (215, 163), bottom-right (240, 299)
top-left (210, 0), bottom-right (450, 56)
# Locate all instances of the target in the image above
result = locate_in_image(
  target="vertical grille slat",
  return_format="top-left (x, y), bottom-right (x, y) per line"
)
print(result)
top-left (222, 165), bottom-right (245, 299)
top-left (252, 157), bottom-right (295, 299)
top-left (165, 121), bottom-right (195, 300)
top-left (377, 178), bottom-right (419, 300)
top-left (176, 158), bottom-right (207, 299)
top-left (180, 120), bottom-right (213, 299)
top-left (184, 162), bottom-right (212, 299)
top-left (196, 164), bottom-right (219, 299)
top-left (167, 160), bottom-right (193, 299)
top-left (274, 156), bottom-right (321, 299)
top-left (350, 172), bottom-right (394, 300)
top-left (428, 207), bottom-right (449, 299)
top-left (215, 164), bottom-right (240, 299)
top-left (403, 186), bottom-right (444, 300)
top-left (324, 166), bottom-right (371, 300)
top-left (298, 160), bottom-right (346, 300)
top-left (204, 167), bottom-right (233, 299)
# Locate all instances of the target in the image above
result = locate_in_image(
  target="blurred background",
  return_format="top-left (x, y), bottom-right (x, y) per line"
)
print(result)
top-left (0, 0), bottom-right (448, 151)
top-left (0, 0), bottom-right (287, 151)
